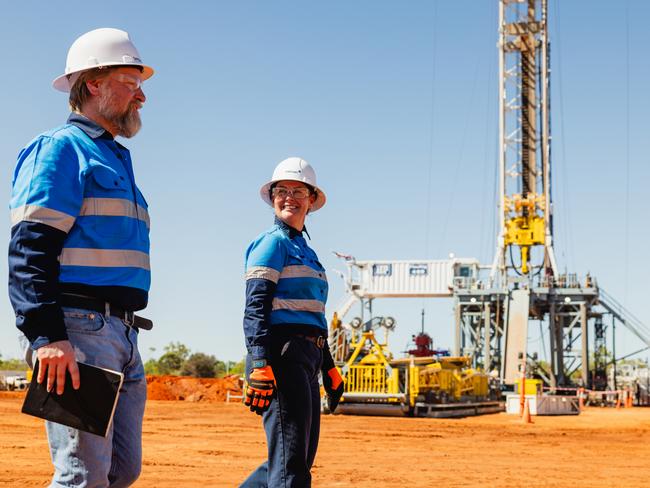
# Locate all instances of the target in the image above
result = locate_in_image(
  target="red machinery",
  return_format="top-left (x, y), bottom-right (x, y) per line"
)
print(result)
top-left (408, 332), bottom-right (434, 357)
top-left (407, 310), bottom-right (450, 357)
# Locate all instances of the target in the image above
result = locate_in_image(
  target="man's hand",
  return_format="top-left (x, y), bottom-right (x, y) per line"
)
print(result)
top-left (36, 340), bottom-right (80, 395)
top-left (322, 367), bottom-right (344, 413)
top-left (244, 365), bottom-right (276, 415)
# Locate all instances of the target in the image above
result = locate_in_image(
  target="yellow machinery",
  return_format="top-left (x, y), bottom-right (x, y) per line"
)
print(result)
top-left (330, 317), bottom-right (499, 417)
top-left (514, 378), bottom-right (543, 396)
top-left (341, 329), bottom-right (404, 408)
top-left (503, 194), bottom-right (546, 274)
top-left (408, 356), bottom-right (490, 404)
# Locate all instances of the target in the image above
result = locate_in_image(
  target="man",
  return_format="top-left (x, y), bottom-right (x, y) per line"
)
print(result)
top-left (9, 28), bottom-right (154, 487)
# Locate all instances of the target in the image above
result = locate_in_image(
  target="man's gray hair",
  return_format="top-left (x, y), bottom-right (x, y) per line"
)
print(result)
top-left (68, 67), bottom-right (114, 113)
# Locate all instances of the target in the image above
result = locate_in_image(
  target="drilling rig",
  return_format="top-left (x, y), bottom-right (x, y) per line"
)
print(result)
top-left (454, 0), bottom-right (650, 390)
top-left (328, 1), bottom-right (650, 416)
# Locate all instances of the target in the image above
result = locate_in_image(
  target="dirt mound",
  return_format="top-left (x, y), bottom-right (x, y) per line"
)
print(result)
top-left (146, 374), bottom-right (243, 402)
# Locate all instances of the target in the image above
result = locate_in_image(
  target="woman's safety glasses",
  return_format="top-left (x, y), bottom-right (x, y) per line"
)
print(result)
top-left (271, 187), bottom-right (312, 200)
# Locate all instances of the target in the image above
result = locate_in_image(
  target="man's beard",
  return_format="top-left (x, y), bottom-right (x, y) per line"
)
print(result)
top-left (97, 90), bottom-right (142, 138)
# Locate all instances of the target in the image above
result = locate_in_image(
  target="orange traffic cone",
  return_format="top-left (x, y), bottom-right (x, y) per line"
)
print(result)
top-left (626, 390), bottom-right (633, 408)
top-left (522, 398), bottom-right (533, 424)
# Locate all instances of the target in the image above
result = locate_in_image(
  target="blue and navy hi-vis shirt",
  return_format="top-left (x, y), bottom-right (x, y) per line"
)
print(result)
top-left (243, 217), bottom-right (328, 360)
top-left (8, 113), bottom-right (150, 348)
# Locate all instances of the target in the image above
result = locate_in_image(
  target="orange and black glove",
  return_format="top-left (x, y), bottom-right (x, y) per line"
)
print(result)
top-left (322, 344), bottom-right (344, 413)
top-left (322, 366), bottom-right (344, 413)
top-left (244, 365), bottom-right (276, 415)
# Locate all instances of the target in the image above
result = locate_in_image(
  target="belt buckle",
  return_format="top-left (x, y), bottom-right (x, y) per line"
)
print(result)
top-left (124, 311), bottom-right (135, 327)
top-left (316, 336), bottom-right (325, 348)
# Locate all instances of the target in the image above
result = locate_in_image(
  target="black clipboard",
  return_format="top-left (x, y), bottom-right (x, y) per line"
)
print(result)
top-left (22, 360), bottom-right (124, 437)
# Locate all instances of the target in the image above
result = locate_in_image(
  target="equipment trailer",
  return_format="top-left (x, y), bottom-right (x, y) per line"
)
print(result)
top-left (327, 318), bottom-right (503, 418)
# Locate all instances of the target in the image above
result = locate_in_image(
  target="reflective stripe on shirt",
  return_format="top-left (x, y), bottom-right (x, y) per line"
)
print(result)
top-left (10, 205), bottom-right (75, 233)
top-left (60, 248), bottom-right (150, 270)
top-left (272, 298), bottom-right (326, 313)
top-left (245, 266), bottom-right (281, 283)
top-left (279, 265), bottom-right (327, 281)
top-left (79, 198), bottom-right (150, 228)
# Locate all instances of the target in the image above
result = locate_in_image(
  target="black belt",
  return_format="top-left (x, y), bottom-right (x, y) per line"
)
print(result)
top-left (293, 333), bottom-right (326, 349)
top-left (60, 294), bottom-right (153, 330)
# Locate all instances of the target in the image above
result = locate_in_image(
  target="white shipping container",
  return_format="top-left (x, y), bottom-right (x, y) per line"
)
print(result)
top-left (355, 260), bottom-right (455, 298)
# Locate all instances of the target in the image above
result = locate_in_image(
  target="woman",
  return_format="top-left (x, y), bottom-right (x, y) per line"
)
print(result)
top-left (240, 157), bottom-right (344, 488)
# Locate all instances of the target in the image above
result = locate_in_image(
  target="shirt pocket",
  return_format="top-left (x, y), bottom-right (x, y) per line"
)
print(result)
top-left (286, 245), bottom-right (306, 266)
top-left (87, 166), bottom-right (133, 237)
top-left (90, 165), bottom-right (130, 193)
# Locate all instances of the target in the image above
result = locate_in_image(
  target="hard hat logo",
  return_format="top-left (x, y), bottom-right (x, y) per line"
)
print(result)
top-left (260, 157), bottom-right (327, 212)
top-left (53, 28), bottom-right (154, 93)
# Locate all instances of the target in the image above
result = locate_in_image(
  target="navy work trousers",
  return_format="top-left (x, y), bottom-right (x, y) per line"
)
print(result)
top-left (240, 334), bottom-right (323, 488)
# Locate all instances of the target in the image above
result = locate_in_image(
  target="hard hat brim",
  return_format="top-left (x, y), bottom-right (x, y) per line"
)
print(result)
top-left (259, 181), bottom-right (327, 212)
top-left (52, 64), bottom-right (154, 93)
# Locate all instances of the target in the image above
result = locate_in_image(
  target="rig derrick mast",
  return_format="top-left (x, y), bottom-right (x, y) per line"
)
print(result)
top-left (495, 0), bottom-right (563, 388)
top-left (456, 0), bottom-right (600, 390)
top-left (455, 0), bottom-right (552, 383)
top-left (495, 0), bottom-right (602, 390)
top-left (493, 0), bottom-right (555, 284)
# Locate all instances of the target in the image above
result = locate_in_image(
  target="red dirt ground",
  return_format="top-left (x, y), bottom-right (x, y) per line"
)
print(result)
top-left (2, 379), bottom-right (650, 487)
top-left (146, 374), bottom-right (243, 402)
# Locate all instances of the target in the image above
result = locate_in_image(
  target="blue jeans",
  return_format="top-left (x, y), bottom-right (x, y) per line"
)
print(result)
top-left (41, 307), bottom-right (147, 488)
top-left (240, 335), bottom-right (323, 488)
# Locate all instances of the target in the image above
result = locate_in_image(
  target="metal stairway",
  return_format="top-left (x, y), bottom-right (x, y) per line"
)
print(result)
top-left (599, 288), bottom-right (650, 349)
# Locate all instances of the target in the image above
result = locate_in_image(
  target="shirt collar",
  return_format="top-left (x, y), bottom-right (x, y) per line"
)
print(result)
top-left (274, 216), bottom-right (310, 240)
top-left (67, 113), bottom-right (113, 140)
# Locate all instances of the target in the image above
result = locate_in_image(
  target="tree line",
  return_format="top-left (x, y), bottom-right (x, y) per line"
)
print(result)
top-left (0, 355), bottom-right (26, 371)
top-left (144, 342), bottom-right (245, 378)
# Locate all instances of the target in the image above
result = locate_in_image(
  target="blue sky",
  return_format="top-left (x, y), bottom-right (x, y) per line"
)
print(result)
top-left (1, 1), bottom-right (649, 364)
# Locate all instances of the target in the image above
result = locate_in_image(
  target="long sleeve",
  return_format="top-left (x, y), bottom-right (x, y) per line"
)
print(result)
top-left (8, 135), bottom-right (82, 349)
top-left (243, 231), bottom-right (287, 361)
top-left (9, 222), bottom-right (68, 348)
top-left (243, 278), bottom-right (277, 360)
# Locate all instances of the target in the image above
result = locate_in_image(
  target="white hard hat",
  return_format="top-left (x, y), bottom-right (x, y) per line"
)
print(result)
top-left (260, 157), bottom-right (327, 212)
top-left (53, 28), bottom-right (154, 92)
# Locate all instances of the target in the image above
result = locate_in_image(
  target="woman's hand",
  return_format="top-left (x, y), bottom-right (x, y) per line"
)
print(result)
top-left (244, 365), bottom-right (276, 415)
top-left (322, 367), bottom-right (344, 413)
